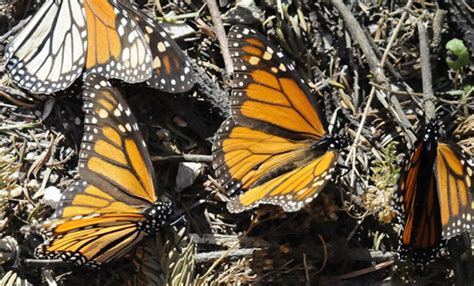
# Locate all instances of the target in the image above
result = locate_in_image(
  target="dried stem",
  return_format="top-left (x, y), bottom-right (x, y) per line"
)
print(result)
top-left (417, 21), bottom-right (436, 121)
top-left (195, 248), bottom-right (257, 263)
top-left (331, 0), bottom-right (386, 84)
top-left (151, 153), bottom-right (212, 163)
top-left (206, 0), bottom-right (234, 77)
top-left (380, 0), bottom-right (414, 69)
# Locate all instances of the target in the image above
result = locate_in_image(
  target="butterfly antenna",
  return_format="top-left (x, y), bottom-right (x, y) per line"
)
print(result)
top-left (164, 214), bottom-right (188, 254)
top-left (337, 163), bottom-right (351, 176)
top-left (169, 214), bottom-right (187, 228)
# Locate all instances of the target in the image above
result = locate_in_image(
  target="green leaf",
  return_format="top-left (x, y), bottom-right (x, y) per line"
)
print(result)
top-left (446, 38), bottom-right (470, 71)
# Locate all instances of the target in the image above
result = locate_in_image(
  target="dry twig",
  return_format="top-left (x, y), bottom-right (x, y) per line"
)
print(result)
top-left (417, 21), bottom-right (436, 121)
top-left (206, 0), bottom-right (234, 78)
top-left (330, 0), bottom-right (386, 83)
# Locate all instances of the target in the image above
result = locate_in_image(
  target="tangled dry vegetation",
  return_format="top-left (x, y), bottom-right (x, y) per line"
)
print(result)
top-left (0, 0), bottom-right (473, 285)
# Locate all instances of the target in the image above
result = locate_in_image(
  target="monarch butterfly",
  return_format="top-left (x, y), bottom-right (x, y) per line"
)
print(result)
top-left (398, 120), bottom-right (474, 261)
top-left (35, 73), bottom-right (172, 267)
top-left (212, 25), bottom-right (347, 213)
top-left (5, 0), bottom-right (195, 94)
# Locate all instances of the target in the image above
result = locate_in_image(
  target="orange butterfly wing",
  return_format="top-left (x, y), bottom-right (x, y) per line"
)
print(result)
top-left (435, 139), bottom-right (474, 239)
top-left (113, 1), bottom-right (196, 93)
top-left (212, 25), bottom-right (340, 213)
top-left (79, 74), bottom-right (157, 204)
top-left (229, 26), bottom-right (326, 139)
top-left (36, 74), bottom-right (171, 267)
top-left (399, 141), bottom-right (442, 260)
top-left (399, 123), bottom-right (474, 262)
top-left (38, 181), bottom-right (149, 267)
top-left (83, 0), bottom-right (152, 83)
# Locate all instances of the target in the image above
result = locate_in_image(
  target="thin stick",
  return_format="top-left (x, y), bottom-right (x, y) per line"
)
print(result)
top-left (432, 9), bottom-right (447, 49)
top-left (346, 87), bottom-right (379, 186)
top-left (151, 154), bottom-right (212, 163)
top-left (206, 0), bottom-right (234, 77)
top-left (417, 21), bottom-right (436, 121)
top-left (344, 1), bottom-right (415, 166)
top-left (195, 247), bottom-right (257, 263)
top-left (0, 16), bottom-right (32, 42)
top-left (23, 259), bottom-right (69, 267)
top-left (380, 0), bottom-right (414, 69)
top-left (324, 260), bottom-right (394, 281)
top-left (314, 234), bottom-right (328, 275)
top-left (198, 240), bottom-right (240, 280)
top-left (0, 121), bottom-right (40, 131)
top-left (370, 82), bottom-right (424, 97)
top-left (331, 0), bottom-right (386, 83)
top-left (303, 253), bottom-right (310, 285)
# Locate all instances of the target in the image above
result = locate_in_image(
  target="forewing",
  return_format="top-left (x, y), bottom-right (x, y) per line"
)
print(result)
top-left (228, 25), bottom-right (327, 140)
top-left (80, 73), bottom-right (157, 205)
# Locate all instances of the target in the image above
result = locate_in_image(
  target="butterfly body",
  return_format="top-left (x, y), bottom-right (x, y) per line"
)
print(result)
top-left (35, 74), bottom-right (173, 267)
top-left (399, 120), bottom-right (473, 261)
top-left (140, 201), bottom-right (173, 234)
top-left (212, 25), bottom-right (347, 213)
top-left (310, 133), bottom-right (349, 153)
top-left (5, 0), bottom-right (195, 94)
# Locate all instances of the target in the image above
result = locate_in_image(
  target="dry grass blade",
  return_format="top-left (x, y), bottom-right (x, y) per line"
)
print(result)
top-left (128, 228), bottom-right (196, 286)
top-left (0, 270), bottom-right (33, 286)
top-left (0, 148), bottom-right (20, 214)
top-left (166, 229), bottom-right (196, 286)
top-left (454, 115), bottom-right (474, 155)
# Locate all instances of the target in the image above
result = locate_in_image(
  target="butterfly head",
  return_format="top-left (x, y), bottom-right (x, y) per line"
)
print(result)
top-left (328, 133), bottom-right (350, 150)
top-left (423, 120), bottom-right (442, 142)
top-left (421, 120), bottom-right (446, 153)
top-left (141, 201), bottom-right (173, 234)
top-left (311, 133), bottom-right (350, 155)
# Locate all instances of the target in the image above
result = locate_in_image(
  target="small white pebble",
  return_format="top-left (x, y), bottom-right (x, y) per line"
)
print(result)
top-left (42, 186), bottom-right (62, 209)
